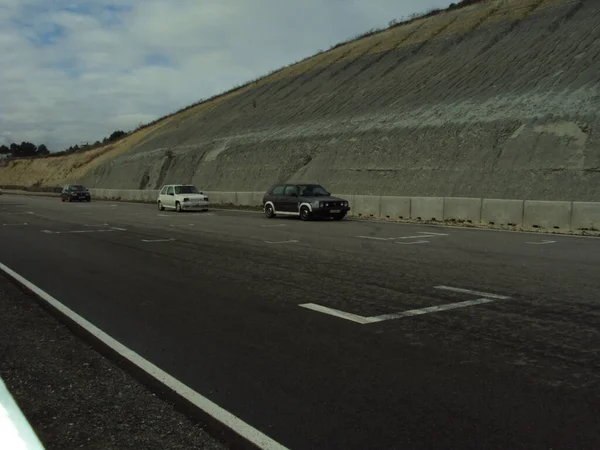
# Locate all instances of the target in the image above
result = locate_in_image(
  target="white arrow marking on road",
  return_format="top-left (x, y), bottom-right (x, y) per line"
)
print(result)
top-left (526, 240), bottom-right (556, 245)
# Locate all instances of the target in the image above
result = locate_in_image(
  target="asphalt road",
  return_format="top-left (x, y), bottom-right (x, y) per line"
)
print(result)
top-left (1, 194), bottom-right (600, 449)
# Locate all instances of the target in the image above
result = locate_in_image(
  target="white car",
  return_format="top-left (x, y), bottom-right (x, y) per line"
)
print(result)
top-left (157, 184), bottom-right (210, 212)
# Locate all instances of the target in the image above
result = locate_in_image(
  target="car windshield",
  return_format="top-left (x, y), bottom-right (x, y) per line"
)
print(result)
top-left (174, 185), bottom-right (199, 194)
top-left (71, 185), bottom-right (85, 191)
top-left (298, 185), bottom-right (329, 197)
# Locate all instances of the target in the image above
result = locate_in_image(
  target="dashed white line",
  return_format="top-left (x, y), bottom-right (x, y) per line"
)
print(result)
top-left (0, 262), bottom-right (288, 450)
top-left (264, 239), bottom-right (298, 244)
top-left (396, 240), bottom-right (429, 245)
top-left (526, 240), bottom-right (556, 245)
top-left (261, 224), bottom-right (287, 228)
top-left (141, 238), bottom-right (175, 243)
top-left (434, 285), bottom-right (510, 300)
top-left (418, 232), bottom-right (449, 236)
top-left (356, 236), bottom-right (390, 241)
top-left (2, 223), bottom-right (28, 226)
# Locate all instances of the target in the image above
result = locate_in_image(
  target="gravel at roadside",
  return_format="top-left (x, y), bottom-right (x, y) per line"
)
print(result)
top-left (0, 273), bottom-right (227, 450)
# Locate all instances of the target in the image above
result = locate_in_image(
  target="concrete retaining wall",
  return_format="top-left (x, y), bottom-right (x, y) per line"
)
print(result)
top-left (87, 189), bottom-right (600, 232)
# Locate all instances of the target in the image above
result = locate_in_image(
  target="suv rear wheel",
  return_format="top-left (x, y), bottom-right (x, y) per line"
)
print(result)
top-left (265, 204), bottom-right (275, 218)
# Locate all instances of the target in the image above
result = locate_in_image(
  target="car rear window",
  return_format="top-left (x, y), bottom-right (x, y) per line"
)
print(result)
top-left (271, 185), bottom-right (285, 196)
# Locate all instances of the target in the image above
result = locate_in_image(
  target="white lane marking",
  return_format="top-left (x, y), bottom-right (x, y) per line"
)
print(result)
top-left (68, 229), bottom-right (116, 234)
top-left (434, 285), bottom-right (510, 300)
top-left (111, 227), bottom-right (127, 231)
top-left (356, 236), bottom-right (390, 241)
top-left (299, 304), bottom-right (378, 324)
top-left (370, 298), bottom-right (496, 321)
top-left (84, 223), bottom-right (109, 227)
top-left (261, 224), bottom-right (287, 228)
top-left (141, 238), bottom-right (175, 243)
top-left (396, 240), bottom-right (429, 245)
top-left (2, 223), bottom-right (28, 226)
top-left (264, 239), bottom-right (298, 244)
top-left (300, 297), bottom-right (497, 324)
top-left (8, 211), bottom-right (34, 215)
top-left (109, 204), bottom-right (117, 207)
top-left (418, 231), bottom-right (449, 236)
top-left (526, 240), bottom-right (556, 245)
top-left (0, 262), bottom-right (288, 450)
top-left (40, 228), bottom-right (125, 235)
top-left (169, 224), bottom-right (195, 227)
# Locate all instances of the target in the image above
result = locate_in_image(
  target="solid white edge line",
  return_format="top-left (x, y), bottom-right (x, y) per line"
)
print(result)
top-left (434, 285), bottom-right (510, 300)
top-left (0, 262), bottom-right (288, 450)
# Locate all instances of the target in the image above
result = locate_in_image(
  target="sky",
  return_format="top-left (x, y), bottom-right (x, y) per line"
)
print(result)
top-left (0, 0), bottom-right (454, 151)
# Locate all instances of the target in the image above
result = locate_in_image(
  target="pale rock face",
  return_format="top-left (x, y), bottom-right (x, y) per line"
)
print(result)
top-left (2, 0), bottom-right (599, 202)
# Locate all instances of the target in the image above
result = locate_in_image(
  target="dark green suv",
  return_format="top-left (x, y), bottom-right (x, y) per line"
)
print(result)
top-left (262, 183), bottom-right (350, 221)
top-left (61, 184), bottom-right (91, 202)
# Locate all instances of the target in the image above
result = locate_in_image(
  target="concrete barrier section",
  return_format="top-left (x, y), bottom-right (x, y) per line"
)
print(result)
top-left (570, 202), bottom-right (600, 230)
top-left (380, 196), bottom-right (411, 219)
top-left (236, 192), bottom-right (263, 206)
top-left (206, 191), bottom-right (237, 205)
top-left (411, 197), bottom-right (444, 221)
top-left (443, 197), bottom-right (482, 223)
top-left (481, 199), bottom-right (524, 226)
top-left (524, 201), bottom-right (572, 229)
top-left (350, 195), bottom-right (381, 217)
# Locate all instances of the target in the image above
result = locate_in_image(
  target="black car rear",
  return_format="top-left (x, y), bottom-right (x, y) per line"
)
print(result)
top-left (61, 184), bottom-right (91, 202)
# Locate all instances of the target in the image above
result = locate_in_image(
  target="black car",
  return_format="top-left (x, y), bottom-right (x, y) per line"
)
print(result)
top-left (262, 183), bottom-right (350, 221)
top-left (61, 184), bottom-right (91, 202)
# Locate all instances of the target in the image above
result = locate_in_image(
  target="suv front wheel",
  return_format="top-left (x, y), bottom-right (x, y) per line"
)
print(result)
top-left (300, 206), bottom-right (311, 221)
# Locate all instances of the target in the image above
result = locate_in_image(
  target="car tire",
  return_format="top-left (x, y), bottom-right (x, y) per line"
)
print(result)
top-left (332, 214), bottom-right (345, 221)
top-left (300, 206), bottom-right (311, 221)
top-left (158, 201), bottom-right (164, 211)
top-left (265, 204), bottom-right (275, 218)
top-left (175, 201), bottom-right (182, 212)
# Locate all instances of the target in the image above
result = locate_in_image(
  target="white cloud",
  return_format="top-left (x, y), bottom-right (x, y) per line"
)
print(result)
top-left (0, 0), bottom-right (453, 151)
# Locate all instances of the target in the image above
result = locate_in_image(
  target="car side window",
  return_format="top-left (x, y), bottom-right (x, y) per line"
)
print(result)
top-left (160, 186), bottom-right (168, 195)
top-left (271, 185), bottom-right (285, 196)
top-left (166, 186), bottom-right (174, 195)
top-left (284, 185), bottom-right (298, 196)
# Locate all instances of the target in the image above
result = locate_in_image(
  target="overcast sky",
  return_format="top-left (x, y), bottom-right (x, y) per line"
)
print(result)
top-left (0, 0), bottom-right (453, 151)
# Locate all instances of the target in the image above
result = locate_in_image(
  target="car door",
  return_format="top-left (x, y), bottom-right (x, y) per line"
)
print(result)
top-left (281, 185), bottom-right (299, 213)
top-left (268, 185), bottom-right (285, 212)
top-left (164, 185), bottom-right (175, 208)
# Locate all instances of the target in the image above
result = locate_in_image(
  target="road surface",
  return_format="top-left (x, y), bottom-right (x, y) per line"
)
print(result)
top-left (1, 194), bottom-right (599, 449)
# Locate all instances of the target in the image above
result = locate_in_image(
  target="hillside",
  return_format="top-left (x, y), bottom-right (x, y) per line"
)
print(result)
top-left (1, 0), bottom-right (599, 201)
